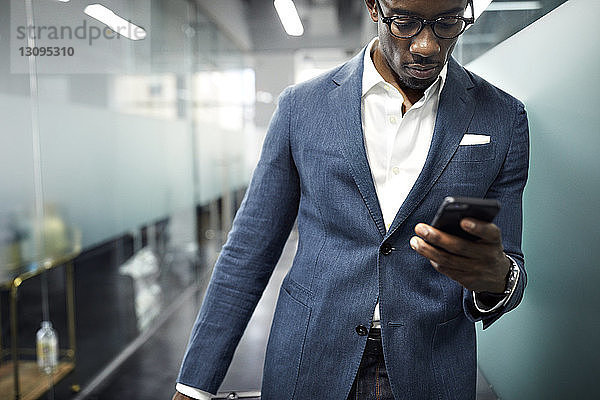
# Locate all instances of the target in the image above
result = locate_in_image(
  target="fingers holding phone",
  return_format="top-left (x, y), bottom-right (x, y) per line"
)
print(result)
top-left (457, 217), bottom-right (503, 244)
top-left (410, 197), bottom-right (510, 294)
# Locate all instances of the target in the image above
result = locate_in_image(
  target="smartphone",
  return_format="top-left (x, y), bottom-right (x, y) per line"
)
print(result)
top-left (430, 197), bottom-right (501, 241)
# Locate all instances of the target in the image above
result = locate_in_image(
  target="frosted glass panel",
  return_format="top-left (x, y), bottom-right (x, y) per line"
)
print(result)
top-left (37, 99), bottom-right (193, 248)
top-left (467, 0), bottom-right (600, 398)
top-left (0, 94), bottom-right (35, 214)
top-left (0, 0), bottom-right (253, 258)
top-left (0, 0), bottom-right (251, 396)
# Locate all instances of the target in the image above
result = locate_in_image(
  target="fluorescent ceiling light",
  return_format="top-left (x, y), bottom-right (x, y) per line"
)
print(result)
top-left (274, 0), bottom-right (304, 36)
top-left (486, 1), bottom-right (542, 11)
top-left (84, 4), bottom-right (147, 41)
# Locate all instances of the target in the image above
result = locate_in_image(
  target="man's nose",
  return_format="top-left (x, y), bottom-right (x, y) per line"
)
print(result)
top-left (409, 25), bottom-right (441, 58)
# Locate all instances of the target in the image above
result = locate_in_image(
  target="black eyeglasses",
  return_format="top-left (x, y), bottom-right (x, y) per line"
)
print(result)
top-left (375, 0), bottom-right (475, 40)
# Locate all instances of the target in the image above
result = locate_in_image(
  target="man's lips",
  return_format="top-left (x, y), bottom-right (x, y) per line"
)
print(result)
top-left (405, 64), bottom-right (440, 80)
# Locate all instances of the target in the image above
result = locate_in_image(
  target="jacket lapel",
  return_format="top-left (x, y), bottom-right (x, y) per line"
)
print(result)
top-left (329, 48), bottom-right (387, 237)
top-left (385, 58), bottom-right (476, 238)
top-left (326, 53), bottom-right (475, 240)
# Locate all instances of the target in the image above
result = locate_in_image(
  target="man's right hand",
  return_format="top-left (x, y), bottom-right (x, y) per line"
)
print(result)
top-left (172, 392), bottom-right (194, 400)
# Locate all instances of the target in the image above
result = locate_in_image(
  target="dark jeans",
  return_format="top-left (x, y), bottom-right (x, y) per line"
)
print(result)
top-left (347, 328), bottom-right (395, 400)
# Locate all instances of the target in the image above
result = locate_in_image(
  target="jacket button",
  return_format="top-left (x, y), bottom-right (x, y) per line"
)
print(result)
top-left (355, 325), bottom-right (368, 336)
top-left (381, 243), bottom-right (393, 255)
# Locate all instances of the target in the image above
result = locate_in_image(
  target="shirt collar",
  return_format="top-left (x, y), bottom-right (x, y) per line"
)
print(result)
top-left (362, 37), bottom-right (448, 101)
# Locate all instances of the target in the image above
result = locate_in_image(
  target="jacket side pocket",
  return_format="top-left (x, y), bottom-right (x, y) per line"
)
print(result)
top-left (261, 282), bottom-right (312, 400)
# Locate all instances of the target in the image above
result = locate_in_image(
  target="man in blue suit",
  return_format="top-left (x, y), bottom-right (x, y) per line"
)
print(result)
top-left (174, 0), bottom-right (528, 399)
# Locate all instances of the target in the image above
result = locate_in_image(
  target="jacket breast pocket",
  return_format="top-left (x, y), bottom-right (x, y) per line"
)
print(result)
top-left (436, 142), bottom-right (497, 189)
top-left (451, 142), bottom-right (495, 162)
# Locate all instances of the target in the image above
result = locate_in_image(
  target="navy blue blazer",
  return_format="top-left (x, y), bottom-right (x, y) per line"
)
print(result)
top-left (178, 48), bottom-right (529, 399)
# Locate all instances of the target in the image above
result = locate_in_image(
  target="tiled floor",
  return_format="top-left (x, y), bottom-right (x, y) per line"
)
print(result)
top-left (90, 229), bottom-right (497, 399)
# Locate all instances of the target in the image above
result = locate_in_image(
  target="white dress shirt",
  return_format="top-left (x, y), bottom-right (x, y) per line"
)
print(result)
top-left (361, 37), bottom-right (447, 328)
top-left (176, 37), bottom-right (515, 399)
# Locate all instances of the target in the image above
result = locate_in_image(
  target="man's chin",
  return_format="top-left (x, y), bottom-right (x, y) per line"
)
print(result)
top-left (400, 75), bottom-right (438, 91)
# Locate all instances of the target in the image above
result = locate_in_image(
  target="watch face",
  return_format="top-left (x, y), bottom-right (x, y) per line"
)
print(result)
top-left (504, 262), bottom-right (519, 295)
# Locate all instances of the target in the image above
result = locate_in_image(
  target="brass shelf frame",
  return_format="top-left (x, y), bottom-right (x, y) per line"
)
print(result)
top-left (1, 243), bottom-right (81, 400)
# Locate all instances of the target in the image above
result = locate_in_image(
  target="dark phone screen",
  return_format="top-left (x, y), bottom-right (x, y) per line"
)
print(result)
top-left (431, 197), bottom-right (500, 241)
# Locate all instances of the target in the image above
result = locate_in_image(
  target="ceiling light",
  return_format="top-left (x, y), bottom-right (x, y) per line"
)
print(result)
top-left (84, 4), bottom-right (147, 41)
top-left (274, 0), bottom-right (304, 37)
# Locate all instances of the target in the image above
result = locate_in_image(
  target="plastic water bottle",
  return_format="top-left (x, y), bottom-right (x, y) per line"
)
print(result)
top-left (36, 321), bottom-right (58, 374)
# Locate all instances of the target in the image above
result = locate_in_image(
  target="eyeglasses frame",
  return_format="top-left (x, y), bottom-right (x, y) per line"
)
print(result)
top-left (374, 0), bottom-right (475, 40)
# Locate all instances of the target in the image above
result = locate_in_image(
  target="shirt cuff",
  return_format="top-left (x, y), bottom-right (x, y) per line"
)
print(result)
top-left (473, 254), bottom-right (520, 313)
top-left (176, 383), bottom-right (214, 400)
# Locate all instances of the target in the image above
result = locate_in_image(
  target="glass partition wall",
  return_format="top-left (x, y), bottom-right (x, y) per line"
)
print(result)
top-left (455, 0), bottom-right (568, 64)
top-left (0, 0), bottom-right (253, 398)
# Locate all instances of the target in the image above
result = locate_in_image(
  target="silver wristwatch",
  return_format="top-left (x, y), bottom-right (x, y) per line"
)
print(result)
top-left (502, 255), bottom-right (520, 295)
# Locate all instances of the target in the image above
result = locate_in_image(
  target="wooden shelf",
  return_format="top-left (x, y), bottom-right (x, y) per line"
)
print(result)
top-left (0, 361), bottom-right (74, 400)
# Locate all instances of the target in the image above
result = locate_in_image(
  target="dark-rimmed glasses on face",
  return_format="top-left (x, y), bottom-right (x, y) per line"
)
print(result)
top-left (374, 0), bottom-right (475, 39)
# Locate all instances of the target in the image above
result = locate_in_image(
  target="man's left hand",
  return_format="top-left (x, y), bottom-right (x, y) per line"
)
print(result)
top-left (410, 218), bottom-right (510, 294)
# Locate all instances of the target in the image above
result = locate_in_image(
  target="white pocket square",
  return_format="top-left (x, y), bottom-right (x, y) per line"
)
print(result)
top-left (459, 134), bottom-right (490, 146)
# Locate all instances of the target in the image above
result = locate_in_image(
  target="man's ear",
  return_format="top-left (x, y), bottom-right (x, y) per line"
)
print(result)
top-left (365, 0), bottom-right (378, 22)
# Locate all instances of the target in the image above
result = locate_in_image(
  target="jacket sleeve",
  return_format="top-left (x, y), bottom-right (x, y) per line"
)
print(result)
top-left (463, 101), bottom-right (530, 329)
top-left (177, 86), bottom-right (300, 393)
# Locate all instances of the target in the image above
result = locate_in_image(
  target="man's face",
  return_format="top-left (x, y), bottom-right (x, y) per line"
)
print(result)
top-left (369, 0), bottom-right (469, 90)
